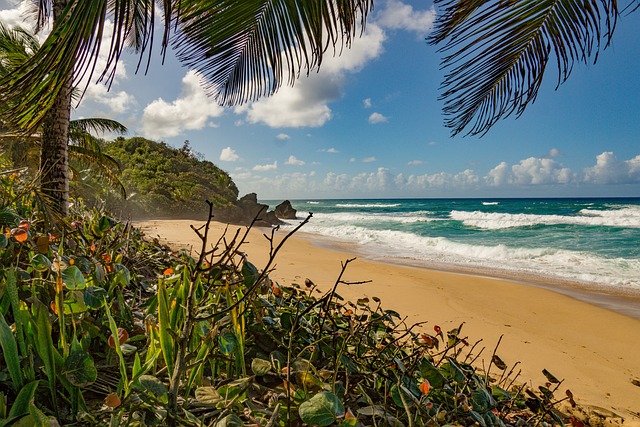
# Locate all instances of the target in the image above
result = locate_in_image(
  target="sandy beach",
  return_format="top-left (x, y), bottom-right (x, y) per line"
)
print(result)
top-left (136, 219), bottom-right (640, 423)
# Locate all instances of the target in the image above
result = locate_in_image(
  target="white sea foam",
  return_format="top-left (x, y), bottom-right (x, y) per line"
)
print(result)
top-left (306, 201), bottom-right (320, 205)
top-left (335, 203), bottom-right (401, 208)
top-left (450, 205), bottom-right (640, 229)
top-left (294, 222), bottom-right (640, 290)
top-left (482, 202), bottom-right (500, 205)
top-left (312, 211), bottom-right (435, 224)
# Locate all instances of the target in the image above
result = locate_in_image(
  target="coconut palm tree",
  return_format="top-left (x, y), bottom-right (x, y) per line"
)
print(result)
top-left (0, 0), bottom-right (373, 216)
top-left (0, 22), bottom-right (127, 202)
top-left (428, 0), bottom-right (631, 137)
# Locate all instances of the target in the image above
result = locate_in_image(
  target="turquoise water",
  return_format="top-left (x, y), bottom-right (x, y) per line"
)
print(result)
top-left (263, 198), bottom-right (640, 293)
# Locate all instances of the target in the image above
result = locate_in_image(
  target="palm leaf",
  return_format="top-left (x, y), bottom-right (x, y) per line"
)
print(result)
top-left (171, 0), bottom-right (372, 105)
top-left (0, 0), bottom-right (372, 132)
top-left (68, 118), bottom-right (128, 136)
top-left (429, 0), bottom-right (618, 136)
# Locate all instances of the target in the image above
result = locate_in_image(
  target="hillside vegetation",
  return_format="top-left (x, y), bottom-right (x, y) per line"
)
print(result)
top-left (81, 137), bottom-right (239, 219)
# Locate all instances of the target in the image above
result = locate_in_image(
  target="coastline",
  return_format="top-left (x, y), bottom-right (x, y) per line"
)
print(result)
top-left (136, 219), bottom-right (640, 423)
top-left (298, 229), bottom-right (640, 320)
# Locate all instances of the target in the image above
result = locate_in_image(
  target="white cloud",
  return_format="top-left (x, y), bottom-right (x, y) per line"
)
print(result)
top-left (363, 98), bottom-right (372, 108)
top-left (277, 133), bottom-right (290, 140)
top-left (236, 23), bottom-right (386, 128)
top-left (407, 160), bottom-right (424, 166)
top-left (220, 147), bottom-right (239, 162)
top-left (141, 71), bottom-right (224, 139)
top-left (230, 152), bottom-right (640, 198)
top-left (363, 156), bottom-right (377, 163)
top-left (368, 112), bottom-right (388, 124)
top-left (548, 148), bottom-right (562, 158)
top-left (83, 83), bottom-right (135, 114)
top-left (349, 157), bottom-right (356, 163)
top-left (486, 157), bottom-right (573, 186)
top-left (0, 1), bottom-right (38, 33)
top-left (320, 148), bottom-right (339, 153)
top-left (376, 0), bottom-right (436, 37)
top-left (583, 152), bottom-right (640, 184)
top-left (253, 161), bottom-right (278, 171)
top-left (285, 155), bottom-right (305, 166)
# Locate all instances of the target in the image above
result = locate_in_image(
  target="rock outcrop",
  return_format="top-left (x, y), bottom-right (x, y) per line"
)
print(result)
top-left (274, 200), bottom-right (297, 219)
top-left (213, 193), bottom-right (286, 227)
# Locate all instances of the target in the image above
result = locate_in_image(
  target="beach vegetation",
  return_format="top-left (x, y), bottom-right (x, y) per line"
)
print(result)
top-left (0, 170), bottom-right (594, 426)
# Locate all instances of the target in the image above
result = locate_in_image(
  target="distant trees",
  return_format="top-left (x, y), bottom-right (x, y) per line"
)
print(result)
top-left (94, 137), bottom-right (238, 219)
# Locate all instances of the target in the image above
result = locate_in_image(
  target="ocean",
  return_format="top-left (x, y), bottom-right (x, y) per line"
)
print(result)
top-left (264, 198), bottom-right (640, 301)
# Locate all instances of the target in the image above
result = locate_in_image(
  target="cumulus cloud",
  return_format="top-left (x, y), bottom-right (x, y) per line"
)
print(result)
top-left (486, 157), bottom-right (573, 186)
top-left (368, 112), bottom-right (389, 124)
top-left (548, 148), bottom-right (562, 158)
top-left (277, 133), bottom-right (290, 140)
top-left (320, 148), bottom-right (339, 153)
top-left (235, 23), bottom-right (386, 128)
top-left (375, 0), bottom-right (436, 37)
top-left (83, 83), bottom-right (135, 114)
top-left (253, 161), bottom-right (278, 171)
top-left (363, 98), bottom-right (372, 108)
top-left (229, 151), bottom-right (640, 198)
top-left (220, 147), bottom-right (239, 162)
top-left (285, 155), bottom-right (305, 166)
top-left (583, 152), bottom-right (640, 184)
top-left (362, 156), bottom-right (377, 163)
top-left (141, 71), bottom-right (224, 139)
top-left (407, 160), bottom-right (424, 166)
top-left (0, 1), bottom-right (39, 33)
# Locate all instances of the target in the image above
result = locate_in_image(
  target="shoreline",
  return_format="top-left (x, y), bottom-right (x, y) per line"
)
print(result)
top-left (298, 229), bottom-right (640, 320)
top-left (135, 219), bottom-right (640, 423)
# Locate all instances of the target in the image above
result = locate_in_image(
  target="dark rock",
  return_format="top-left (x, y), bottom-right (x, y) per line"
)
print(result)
top-left (213, 193), bottom-right (285, 227)
top-left (274, 200), bottom-right (297, 219)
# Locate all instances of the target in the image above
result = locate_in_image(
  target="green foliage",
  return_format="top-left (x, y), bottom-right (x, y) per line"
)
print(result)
top-left (88, 137), bottom-right (239, 218)
top-left (0, 169), bottom-right (584, 426)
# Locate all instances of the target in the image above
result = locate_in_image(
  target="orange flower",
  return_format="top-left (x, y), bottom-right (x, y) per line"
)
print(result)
top-left (418, 333), bottom-right (437, 348)
top-left (104, 392), bottom-right (121, 408)
top-left (419, 380), bottom-right (431, 396)
top-left (102, 253), bottom-right (112, 263)
top-left (271, 283), bottom-right (283, 297)
top-left (108, 328), bottom-right (129, 348)
top-left (163, 268), bottom-right (174, 275)
top-left (11, 228), bottom-right (28, 242)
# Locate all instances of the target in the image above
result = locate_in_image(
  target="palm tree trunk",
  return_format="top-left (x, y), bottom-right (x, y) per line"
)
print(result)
top-left (40, 0), bottom-right (72, 216)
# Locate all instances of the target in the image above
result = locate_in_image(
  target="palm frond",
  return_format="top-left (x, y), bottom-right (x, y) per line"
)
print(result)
top-left (172, 0), bottom-right (372, 105)
top-left (429, 0), bottom-right (618, 136)
top-left (68, 145), bottom-right (126, 198)
top-left (0, 0), bottom-right (112, 132)
top-left (0, 0), bottom-right (372, 132)
top-left (69, 118), bottom-right (128, 136)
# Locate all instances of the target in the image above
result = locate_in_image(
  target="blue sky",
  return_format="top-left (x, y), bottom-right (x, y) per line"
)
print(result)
top-left (2, 0), bottom-right (639, 199)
